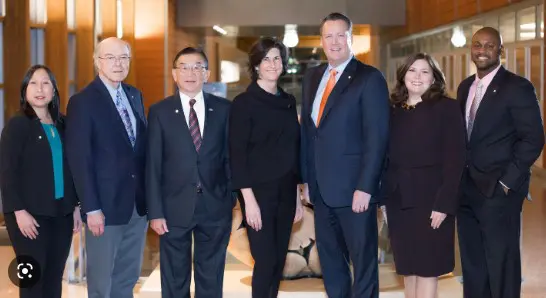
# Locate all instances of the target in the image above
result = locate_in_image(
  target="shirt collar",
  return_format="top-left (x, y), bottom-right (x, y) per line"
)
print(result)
top-left (327, 55), bottom-right (353, 76)
top-left (474, 64), bottom-right (501, 87)
top-left (99, 75), bottom-right (123, 96)
top-left (179, 90), bottom-right (204, 106)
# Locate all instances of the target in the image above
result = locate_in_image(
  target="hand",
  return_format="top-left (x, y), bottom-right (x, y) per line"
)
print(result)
top-left (301, 183), bottom-right (311, 205)
top-left (73, 206), bottom-right (83, 233)
top-left (430, 211), bottom-right (447, 229)
top-left (150, 218), bottom-right (169, 235)
top-left (241, 188), bottom-right (262, 231)
top-left (380, 205), bottom-right (387, 224)
top-left (294, 188), bottom-right (304, 223)
top-left (14, 210), bottom-right (40, 239)
top-left (352, 190), bottom-right (371, 213)
top-left (87, 211), bottom-right (105, 237)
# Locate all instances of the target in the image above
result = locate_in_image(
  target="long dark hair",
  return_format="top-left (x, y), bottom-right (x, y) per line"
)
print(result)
top-left (20, 64), bottom-right (61, 123)
top-left (390, 53), bottom-right (447, 106)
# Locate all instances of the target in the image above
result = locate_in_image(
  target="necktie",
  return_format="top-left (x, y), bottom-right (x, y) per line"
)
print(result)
top-left (467, 81), bottom-right (484, 138)
top-left (316, 69), bottom-right (337, 126)
top-left (115, 89), bottom-right (135, 147)
top-left (189, 99), bottom-right (202, 152)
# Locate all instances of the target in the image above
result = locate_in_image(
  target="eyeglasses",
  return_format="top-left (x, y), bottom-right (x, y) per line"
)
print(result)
top-left (99, 55), bottom-right (131, 64)
top-left (175, 63), bottom-right (207, 73)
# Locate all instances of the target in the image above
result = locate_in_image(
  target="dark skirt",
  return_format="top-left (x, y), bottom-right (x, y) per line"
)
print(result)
top-left (386, 192), bottom-right (455, 277)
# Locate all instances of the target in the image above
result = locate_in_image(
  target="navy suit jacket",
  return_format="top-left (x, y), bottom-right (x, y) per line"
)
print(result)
top-left (145, 92), bottom-right (233, 227)
top-left (300, 58), bottom-right (390, 207)
top-left (66, 76), bottom-right (147, 225)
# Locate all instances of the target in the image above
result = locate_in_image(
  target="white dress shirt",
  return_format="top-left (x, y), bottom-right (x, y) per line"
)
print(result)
top-left (311, 55), bottom-right (353, 125)
top-left (179, 90), bottom-right (206, 136)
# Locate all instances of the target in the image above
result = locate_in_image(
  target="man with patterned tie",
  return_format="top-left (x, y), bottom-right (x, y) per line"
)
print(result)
top-left (145, 47), bottom-right (233, 298)
top-left (456, 27), bottom-right (544, 298)
top-left (300, 12), bottom-right (390, 298)
top-left (66, 37), bottom-right (148, 298)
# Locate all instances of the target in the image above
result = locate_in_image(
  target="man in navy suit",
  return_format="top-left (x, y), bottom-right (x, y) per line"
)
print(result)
top-left (66, 37), bottom-right (148, 298)
top-left (145, 47), bottom-right (233, 298)
top-left (300, 13), bottom-right (390, 298)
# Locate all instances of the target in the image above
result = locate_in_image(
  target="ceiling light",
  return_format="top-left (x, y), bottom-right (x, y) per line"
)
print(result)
top-left (283, 24), bottom-right (299, 48)
top-left (213, 25), bottom-right (227, 35)
top-left (451, 26), bottom-right (466, 48)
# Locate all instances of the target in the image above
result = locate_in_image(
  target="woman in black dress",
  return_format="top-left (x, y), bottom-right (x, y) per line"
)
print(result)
top-left (229, 37), bottom-right (303, 298)
top-left (381, 53), bottom-right (466, 298)
top-left (0, 65), bottom-right (82, 298)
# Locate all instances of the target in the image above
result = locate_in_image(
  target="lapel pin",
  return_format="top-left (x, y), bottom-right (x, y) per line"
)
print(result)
top-left (38, 136), bottom-right (42, 139)
top-left (348, 76), bottom-right (351, 79)
top-left (209, 108), bottom-right (214, 111)
top-left (493, 89), bottom-right (497, 93)
top-left (175, 109), bottom-right (179, 113)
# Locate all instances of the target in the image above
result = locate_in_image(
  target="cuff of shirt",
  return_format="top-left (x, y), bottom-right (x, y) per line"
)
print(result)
top-left (87, 209), bottom-right (102, 215)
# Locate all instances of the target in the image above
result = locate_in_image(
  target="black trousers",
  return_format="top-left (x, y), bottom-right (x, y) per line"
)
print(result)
top-left (243, 173), bottom-right (297, 298)
top-left (159, 195), bottom-right (231, 298)
top-left (458, 177), bottom-right (524, 298)
top-left (313, 191), bottom-right (379, 298)
top-left (5, 211), bottom-right (74, 298)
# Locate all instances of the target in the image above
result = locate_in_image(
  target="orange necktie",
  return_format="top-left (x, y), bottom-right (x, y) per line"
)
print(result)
top-left (317, 69), bottom-right (337, 126)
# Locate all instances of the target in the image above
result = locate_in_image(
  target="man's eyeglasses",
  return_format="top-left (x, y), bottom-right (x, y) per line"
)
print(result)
top-left (99, 55), bottom-right (131, 64)
top-left (175, 63), bottom-right (207, 73)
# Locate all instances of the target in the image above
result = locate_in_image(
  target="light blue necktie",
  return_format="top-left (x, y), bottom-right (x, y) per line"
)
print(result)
top-left (115, 89), bottom-right (136, 147)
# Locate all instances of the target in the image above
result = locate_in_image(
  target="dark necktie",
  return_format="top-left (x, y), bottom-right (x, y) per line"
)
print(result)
top-left (189, 99), bottom-right (202, 152)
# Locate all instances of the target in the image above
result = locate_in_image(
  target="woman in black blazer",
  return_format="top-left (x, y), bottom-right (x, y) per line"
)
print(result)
top-left (0, 65), bottom-right (82, 298)
top-left (229, 37), bottom-right (303, 298)
top-left (381, 53), bottom-right (466, 298)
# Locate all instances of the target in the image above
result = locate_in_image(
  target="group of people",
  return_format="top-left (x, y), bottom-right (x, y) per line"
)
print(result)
top-left (0, 11), bottom-right (543, 298)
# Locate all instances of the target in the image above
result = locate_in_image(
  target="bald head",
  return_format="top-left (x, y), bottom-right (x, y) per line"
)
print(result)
top-left (473, 27), bottom-right (502, 46)
top-left (94, 37), bottom-right (132, 88)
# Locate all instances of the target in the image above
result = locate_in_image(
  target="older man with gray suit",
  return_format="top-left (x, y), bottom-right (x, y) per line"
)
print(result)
top-left (66, 37), bottom-right (148, 298)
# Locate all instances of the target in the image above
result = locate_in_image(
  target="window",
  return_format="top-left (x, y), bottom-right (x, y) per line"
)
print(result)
top-left (517, 7), bottom-right (536, 40)
top-left (499, 12), bottom-right (516, 43)
top-left (29, 0), bottom-right (47, 25)
top-left (68, 32), bottom-right (77, 96)
top-left (67, 0), bottom-right (76, 30)
top-left (538, 4), bottom-right (544, 38)
top-left (30, 28), bottom-right (45, 65)
top-left (514, 47), bottom-right (526, 77)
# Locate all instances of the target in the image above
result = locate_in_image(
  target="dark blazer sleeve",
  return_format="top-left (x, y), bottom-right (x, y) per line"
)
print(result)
top-left (66, 96), bottom-right (101, 213)
top-left (145, 105), bottom-right (165, 220)
top-left (0, 116), bottom-right (30, 212)
top-left (228, 96), bottom-right (253, 189)
top-left (433, 100), bottom-right (466, 215)
top-left (500, 80), bottom-right (545, 189)
top-left (223, 104), bottom-right (232, 192)
top-left (357, 69), bottom-right (390, 195)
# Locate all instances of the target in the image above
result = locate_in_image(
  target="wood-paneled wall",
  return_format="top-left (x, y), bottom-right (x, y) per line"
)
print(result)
top-left (75, 0), bottom-right (95, 92)
top-left (4, 0), bottom-right (31, 120)
top-left (46, 0), bottom-right (68, 111)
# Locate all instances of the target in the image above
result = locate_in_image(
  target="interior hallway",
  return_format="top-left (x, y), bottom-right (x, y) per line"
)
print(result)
top-left (0, 173), bottom-right (545, 297)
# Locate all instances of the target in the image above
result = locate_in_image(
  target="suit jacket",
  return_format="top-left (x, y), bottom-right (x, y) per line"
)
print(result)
top-left (145, 92), bottom-right (233, 227)
top-left (0, 114), bottom-right (78, 216)
top-left (300, 58), bottom-right (390, 207)
top-left (381, 97), bottom-right (466, 215)
top-left (457, 66), bottom-right (544, 198)
top-left (66, 76), bottom-right (147, 226)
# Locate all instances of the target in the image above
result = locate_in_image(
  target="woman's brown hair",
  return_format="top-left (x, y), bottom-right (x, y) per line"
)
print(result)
top-left (390, 52), bottom-right (447, 106)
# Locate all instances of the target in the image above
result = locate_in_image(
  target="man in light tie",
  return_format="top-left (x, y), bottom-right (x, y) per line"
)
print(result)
top-left (66, 37), bottom-right (148, 298)
top-left (456, 27), bottom-right (544, 298)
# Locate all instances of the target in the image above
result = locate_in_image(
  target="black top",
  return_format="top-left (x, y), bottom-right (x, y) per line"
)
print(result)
top-left (229, 81), bottom-right (301, 189)
top-left (0, 114), bottom-right (78, 216)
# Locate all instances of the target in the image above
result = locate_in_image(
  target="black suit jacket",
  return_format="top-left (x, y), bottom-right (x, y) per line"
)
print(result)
top-left (300, 58), bottom-right (390, 207)
top-left (0, 114), bottom-right (78, 216)
top-left (66, 76), bottom-right (147, 225)
top-left (457, 66), bottom-right (544, 198)
top-left (145, 92), bottom-right (233, 227)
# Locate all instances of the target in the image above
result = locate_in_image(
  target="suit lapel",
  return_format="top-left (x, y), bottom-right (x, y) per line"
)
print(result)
top-left (92, 77), bottom-right (134, 149)
top-left (169, 93), bottom-right (199, 156)
top-left (318, 58), bottom-right (357, 125)
top-left (470, 67), bottom-right (507, 143)
top-left (306, 64), bottom-right (327, 121)
top-left (122, 84), bottom-right (146, 138)
top-left (201, 92), bottom-right (216, 152)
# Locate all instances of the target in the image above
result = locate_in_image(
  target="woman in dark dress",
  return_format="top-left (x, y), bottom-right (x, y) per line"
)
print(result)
top-left (229, 37), bottom-right (303, 298)
top-left (381, 53), bottom-right (466, 298)
top-left (0, 65), bottom-right (82, 298)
